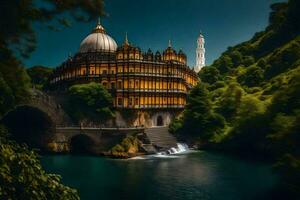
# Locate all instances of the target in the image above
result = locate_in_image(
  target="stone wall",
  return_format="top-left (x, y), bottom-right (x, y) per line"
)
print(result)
top-left (115, 110), bottom-right (182, 128)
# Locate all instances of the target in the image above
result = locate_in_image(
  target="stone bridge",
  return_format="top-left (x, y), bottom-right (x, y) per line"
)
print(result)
top-left (1, 89), bottom-right (179, 153)
top-left (50, 127), bottom-right (145, 153)
top-left (2, 89), bottom-right (72, 126)
top-left (24, 89), bottom-right (72, 126)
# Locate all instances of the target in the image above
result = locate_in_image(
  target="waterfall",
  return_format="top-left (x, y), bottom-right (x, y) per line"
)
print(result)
top-left (130, 143), bottom-right (190, 159)
top-left (157, 143), bottom-right (189, 155)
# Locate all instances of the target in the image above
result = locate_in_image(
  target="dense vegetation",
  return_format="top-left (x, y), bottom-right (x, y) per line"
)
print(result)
top-left (171, 0), bottom-right (300, 197)
top-left (0, 49), bottom-right (32, 117)
top-left (27, 66), bottom-right (53, 90)
top-left (109, 135), bottom-right (140, 158)
top-left (0, 1), bottom-right (105, 199)
top-left (0, 126), bottom-right (79, 199)
top-left (66, 82), bottom-right (115, 123)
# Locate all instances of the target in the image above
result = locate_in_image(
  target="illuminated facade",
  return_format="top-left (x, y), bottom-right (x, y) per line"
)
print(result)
top-left (49, 20), bottom-right (198, 126)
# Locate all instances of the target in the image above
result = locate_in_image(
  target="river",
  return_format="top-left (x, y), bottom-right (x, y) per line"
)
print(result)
top-left (41, 151), bottom-right (279, 200)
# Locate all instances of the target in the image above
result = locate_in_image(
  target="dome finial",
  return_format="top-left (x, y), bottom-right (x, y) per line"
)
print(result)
top-left (124, 32), bottom-right (129, 45)
top-left (168, 39), bottom-right (172, 47)
top-left (92, 17), bottom-right (105, 33)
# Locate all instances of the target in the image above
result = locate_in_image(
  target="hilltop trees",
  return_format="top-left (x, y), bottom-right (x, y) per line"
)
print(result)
top-left (171, 0), bottom-right (300, 197)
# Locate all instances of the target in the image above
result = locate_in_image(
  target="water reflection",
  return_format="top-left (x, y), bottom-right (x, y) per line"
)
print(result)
top-left (41, 151), bottom-right (279, 200)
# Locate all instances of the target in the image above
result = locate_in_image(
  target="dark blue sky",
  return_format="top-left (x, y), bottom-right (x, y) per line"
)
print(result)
top-left (23, 0), bottom-right (284, 68)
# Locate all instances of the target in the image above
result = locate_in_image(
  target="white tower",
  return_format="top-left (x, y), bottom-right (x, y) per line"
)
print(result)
top-left (195, 32), bottom-right (205, 72)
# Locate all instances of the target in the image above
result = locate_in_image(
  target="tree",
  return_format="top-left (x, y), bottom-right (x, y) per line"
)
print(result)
top-left (216, 83), bottom-right (243, 120)
top-left (0, 0), bottom-right (105, 58)
top-left (169, 117), bottom-right (183, 135)
top-left (0, 0), bottom-right (105, 115)
top-left (242, 56), bottom-right (255, 67)
top-left (0, 1), bottom-right (105, 198)
top-left (198, 66), bottom-right (221, 84)
top-left (237, 96), bottom-right (266, 120)
top-left (27, 66), bottom-right (53, 89)
top-left (268, 70), bottom-right (300, 114)
top-left (230, 50), bottom-right (243, 66)
top-left (238, 65), bottom-right (264, 87)
top-left (0, 49), bottom-right (31, 116)
top-left (68, 82), bottom-right (114, 122)
top-left (217, 55), bottom-right (233, 73)
top-left (182, 84), bottom-right (225, 140)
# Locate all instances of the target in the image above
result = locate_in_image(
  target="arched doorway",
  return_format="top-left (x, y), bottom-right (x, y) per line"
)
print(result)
top-left (1, 106), bottom-right (54, 149)
top-left (70, 134), bottom-right (95, 154)
top-left (157, 115), bottom-right (163, 126)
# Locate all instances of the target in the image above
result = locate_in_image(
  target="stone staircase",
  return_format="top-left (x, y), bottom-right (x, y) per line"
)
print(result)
top-left (144, 126), bottom-right (178, 151)
top-left (140, 144), bottom-right (157, 154)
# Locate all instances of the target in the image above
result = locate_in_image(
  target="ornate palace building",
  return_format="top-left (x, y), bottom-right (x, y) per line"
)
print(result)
top-left (49, 20), bottom-right (199, 127)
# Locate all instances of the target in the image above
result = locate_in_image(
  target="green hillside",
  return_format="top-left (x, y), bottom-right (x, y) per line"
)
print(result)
top-left (171, 0), bottom-right (300, 197)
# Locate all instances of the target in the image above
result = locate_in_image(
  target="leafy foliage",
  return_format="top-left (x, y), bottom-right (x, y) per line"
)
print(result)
top-left (237, 65), bottom-right (264, 86)
top-left (0, 0), bottom-right (105, 58)
top-left (198, 66), bottom-right (221, 84)
top-left (110, 136), bottom-right (140, 157)
top-left (0, 0), bottom-right (105, 198)
top-left (0, 0), bottom-right (105, 116)
top-left (27, 66), bottom-right (53, 90)
top-left (67, 82), bottom-right (114, 122)
top-left (216, 83), bottom-right (243, 120)
top-left (0, 127), bottom-right (79, 200)
top-left (0, 49), bottom-right (31, 117)
top-left (172, 0), bottom-right (300, 196)
top-left (170, 84), bottom-right (225, 140)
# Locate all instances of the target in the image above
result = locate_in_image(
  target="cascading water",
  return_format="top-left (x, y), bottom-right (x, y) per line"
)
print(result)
top-left (130, 143), bottom-right (191, 159)
top-left (157, 143), bottom-right (190, 156)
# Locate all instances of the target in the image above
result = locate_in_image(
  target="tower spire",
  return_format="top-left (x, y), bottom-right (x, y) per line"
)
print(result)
top-left (124, 32), bottom-right (129, 45)
top-left (168, 39), bottom-right (172, 47)
top-left (97, 17), bottom-right (101, 25)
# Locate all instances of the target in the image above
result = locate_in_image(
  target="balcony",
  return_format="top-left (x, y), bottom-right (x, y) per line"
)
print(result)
top-left (115, 104), bottom-right (185, 109)
top-left (116, 72), bottom-right (182, 79)
top-left (115, 88), bottom-right (187, 94)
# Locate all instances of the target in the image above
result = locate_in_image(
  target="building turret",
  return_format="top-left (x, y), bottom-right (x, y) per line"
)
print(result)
top-left (117, 32), bottom-right (141, 60)
top-left (155, 51), bottom-right (161, 61)
top-left (178, 49), bottom-right (187, 64)
top-left (163, 40), bottom-right (177, 61)
top-left (146, 48), bottom-right (154, 60)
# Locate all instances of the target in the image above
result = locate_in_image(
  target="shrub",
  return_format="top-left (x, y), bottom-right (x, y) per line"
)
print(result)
top-left (0, 127), bottom-right (79, 200)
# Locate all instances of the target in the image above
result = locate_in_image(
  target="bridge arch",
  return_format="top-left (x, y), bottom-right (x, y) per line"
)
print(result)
top-left (1, 105), bottom-right (55, 149)
top-left (70, 134), bottom-right (96, 154)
